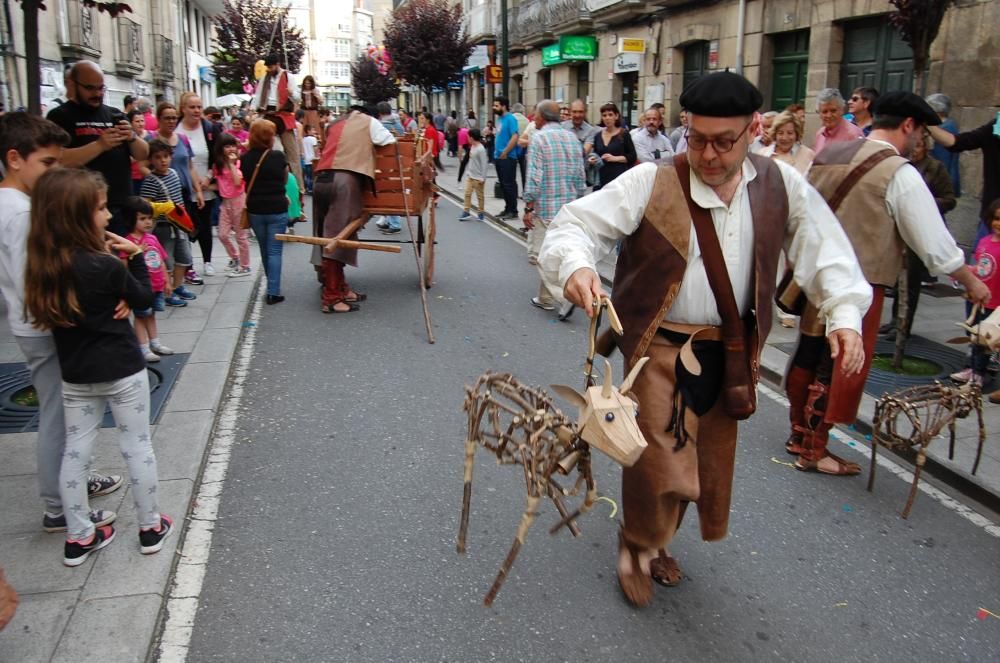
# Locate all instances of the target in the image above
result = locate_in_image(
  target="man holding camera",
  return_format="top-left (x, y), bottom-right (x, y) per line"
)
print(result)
top-left (47, 61), bottom-right (149, 235)
top-left (631, 106), bottom-right (674, 166)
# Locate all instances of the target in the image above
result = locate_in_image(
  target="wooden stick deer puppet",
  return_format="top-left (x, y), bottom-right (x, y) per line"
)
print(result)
top-left (457, 298), bottom-right (649, 606)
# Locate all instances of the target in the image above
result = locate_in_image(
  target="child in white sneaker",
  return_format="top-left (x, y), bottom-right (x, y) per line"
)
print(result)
top-left (952, 198), bottom-right (1000, 388)
top-left (25, 168), bottom-right (172, 567)
top-left (211, 133), bottom-right (251, 276)
top-left (121, 197), bottom-right (173, 362)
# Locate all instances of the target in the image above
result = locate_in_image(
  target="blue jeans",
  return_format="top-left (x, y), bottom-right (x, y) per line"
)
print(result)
top-left (249, 212), bottom-right (287, 296)
top-left (303, 163), bottom-right (314, 193)
top-left (494, 157), bottom-right (518, 214)
top-left (386, 215), bottom-right (402, 230)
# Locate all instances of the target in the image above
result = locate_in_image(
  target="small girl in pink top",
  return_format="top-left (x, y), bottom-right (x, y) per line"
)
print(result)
top-left (212, 134), bottom-right (251, 276)
top-left (953, 198), bottom-right (1000, 386)
top-left (121, 197), bottom-right (173, 363)
top-left (227, 116), bottom-right (250, 155)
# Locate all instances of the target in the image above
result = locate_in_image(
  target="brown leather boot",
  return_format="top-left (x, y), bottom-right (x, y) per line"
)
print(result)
top-left (784, 366), bottom-right (815, 455)
top-left (795, 382), bottom-right (860, 475)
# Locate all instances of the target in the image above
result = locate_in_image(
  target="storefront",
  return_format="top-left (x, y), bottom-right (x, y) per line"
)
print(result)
top-left (539, 35), bottom-right (597, 106)
top-left (613, 37), bottom-right (645, 128)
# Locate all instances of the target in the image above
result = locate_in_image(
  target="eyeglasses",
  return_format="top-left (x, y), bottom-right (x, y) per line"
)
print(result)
top-left (73, 79), bottom-right (107, 93)
top-left (850, 96), bottom-right (861, 101)
top-left (685, 122), bottom-right (752, 154)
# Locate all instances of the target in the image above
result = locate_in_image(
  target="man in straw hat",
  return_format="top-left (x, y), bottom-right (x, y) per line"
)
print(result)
top-left (539, 71), bottom-right (870, 607)
top-left (784, 91), bottom-right (990, 476)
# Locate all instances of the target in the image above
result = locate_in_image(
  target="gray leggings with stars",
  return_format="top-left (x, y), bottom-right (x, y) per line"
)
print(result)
top-left (60, 369), bottom-right (161, 541)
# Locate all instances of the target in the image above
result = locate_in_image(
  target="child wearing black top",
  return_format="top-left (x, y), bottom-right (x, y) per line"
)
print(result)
top-left (25, 168), bottom-right (173, 567)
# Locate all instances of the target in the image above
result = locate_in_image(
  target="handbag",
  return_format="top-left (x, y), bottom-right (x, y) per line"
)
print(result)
top-left (774, 147), bottom-right (896, 315)
top-left (674, 155), bottom-right (757, 420)
top-left (241, 149), bottom-right (270, 230)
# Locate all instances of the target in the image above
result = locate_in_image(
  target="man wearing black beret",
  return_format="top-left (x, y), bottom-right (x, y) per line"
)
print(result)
top-left (786, 91), bottom-right (990, 477)
top-left (538, 71), bottom-right (871, 607)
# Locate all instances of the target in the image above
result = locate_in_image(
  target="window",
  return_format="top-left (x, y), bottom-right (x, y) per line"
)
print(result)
top-left (322, 61), bottom-right (351, 80)
top-left (333, 39), bottom-right (351, 59)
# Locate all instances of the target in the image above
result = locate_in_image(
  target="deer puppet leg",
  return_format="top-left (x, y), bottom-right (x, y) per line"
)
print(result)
top-left (483, 494), bottom-right (540, 606)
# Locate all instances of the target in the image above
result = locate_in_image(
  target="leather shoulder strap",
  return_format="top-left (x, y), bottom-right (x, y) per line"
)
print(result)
top-left (672, 154), bottom-right (742, 340)
top-left (826, 148), bottom-right (896, 212)
top-left (244, 150), bottom-right (270, 198)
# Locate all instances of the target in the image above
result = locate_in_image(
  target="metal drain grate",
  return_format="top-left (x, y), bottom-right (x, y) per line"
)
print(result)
top-left (773, 335), bottom-right (993, 398)
top-left (0, 354), bottom-right (189, 434)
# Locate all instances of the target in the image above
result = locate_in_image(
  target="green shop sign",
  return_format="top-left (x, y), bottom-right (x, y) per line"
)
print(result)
top-left (541, 35), bottom-right (598, 67)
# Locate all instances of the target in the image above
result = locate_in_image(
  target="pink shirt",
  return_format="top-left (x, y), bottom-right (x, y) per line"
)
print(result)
top-left (972, 234), bottom-right (1000, 309)
top-left (458, 127), bottom-right (469, 147)
top-left (227, 129), bottom-right (249, 154)
top-left (813, 119), bottom-right (864, 156)
top-left (125, 232), bottom-right (168, 293)
top-left (214, 162), bottom-right (246, 199)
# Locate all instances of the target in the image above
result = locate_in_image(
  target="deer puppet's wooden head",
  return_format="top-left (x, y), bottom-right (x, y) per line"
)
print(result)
top-left (550, 357), bottom-right (650, 467)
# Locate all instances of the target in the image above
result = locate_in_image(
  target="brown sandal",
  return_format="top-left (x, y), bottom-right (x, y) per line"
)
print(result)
top-left (321, 301), bottom-right (360, 314)
top-left (795, 452), bottom-right (861, 476)
top-left (617, 529), bottom-right (652, 607)
top-left (650, 549), bottom-right (682, 587)
top-left (785, 438), bottom-right (804, 456)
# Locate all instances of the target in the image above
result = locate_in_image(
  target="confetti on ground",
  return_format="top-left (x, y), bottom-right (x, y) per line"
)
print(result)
top-left (770, 457), bottom-right (796, 468)
top-left (501, 352), bottom-right (509, 358)
top-left (977, 607), bottom-right (1000, 621)
top-left (241, 321), bottom-right (257, 328)
top-left (864, 434), bottom-right (873, 441)
top-left (597, 495), bottom-right (618, 518)
top-left (834, 602), bottom-right (848, 608)
top-left (842, 504), bottom-right (854, 513)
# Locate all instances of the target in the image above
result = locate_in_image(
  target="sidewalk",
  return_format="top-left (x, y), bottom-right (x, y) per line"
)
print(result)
top-left (0, 256), bottom-right (260, 662)
top-left (432, 151), bottom-right (1000, 510)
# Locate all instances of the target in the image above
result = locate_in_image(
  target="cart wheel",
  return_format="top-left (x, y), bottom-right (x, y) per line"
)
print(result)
top-left (423, 203), bottom-right (436, 287)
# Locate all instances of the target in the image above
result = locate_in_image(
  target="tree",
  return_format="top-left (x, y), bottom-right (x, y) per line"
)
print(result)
top-left (351, 55), bottom-right (400, 107)
top-left (383, 0), bottom-right (474, 100)
top-left (212, 0), bottom-right (306, 90)
top-left (888, 0), bottom-right (955, 95)
top-left (886, 0), bottom-right (954, 369)
top-left (16, 1), bottom-right (132, 114)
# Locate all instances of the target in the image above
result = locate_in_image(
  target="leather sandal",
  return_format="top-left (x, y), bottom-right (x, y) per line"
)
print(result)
top-left (321, 301), bottom-right (360, 314)
top-left (795, 452), bottom-right (861, 476)
top-left (344, 291), bottom-right (367, 303)
top-left (785, 436), bottom-right (804, 456)
top-left (650, 549), bottom-right (682, 587)
top-left (617, 528), bottom-right (652, 607)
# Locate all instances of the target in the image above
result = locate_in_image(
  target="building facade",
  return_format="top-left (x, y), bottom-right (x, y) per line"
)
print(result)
top-left (451, 0), bottom-right (996, 198)
top-left (0, 0), bottom-right (221, 112)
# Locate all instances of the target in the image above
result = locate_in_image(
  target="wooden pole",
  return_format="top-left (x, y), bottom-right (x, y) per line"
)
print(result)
top-left (395, 142), bottom-right (435, 343)
top-left (275, 234), bottom-right (401, 254)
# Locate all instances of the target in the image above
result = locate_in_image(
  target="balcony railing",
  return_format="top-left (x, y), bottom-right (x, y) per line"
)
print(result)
top-left (152, 34), bottom-right (175, 81)
top-left (60, 0), bottom-right (101, 59)
top-left (509, 0), bottom-right (551, 47)
top-left (466, 3), bottom-right (494, 41)
top-left (115, 17), bottom-right (144, 76)
top-left (548, 0), bottom-right (591, 32)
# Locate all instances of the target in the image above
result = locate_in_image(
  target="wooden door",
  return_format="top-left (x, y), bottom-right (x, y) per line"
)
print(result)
top-left (841, 17), bottom-right (913, 95)
top-left (771, 30), bottom-right (809, 110)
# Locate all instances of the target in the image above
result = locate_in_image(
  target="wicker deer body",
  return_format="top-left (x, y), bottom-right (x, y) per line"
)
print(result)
top-left (457, 299), bottom-right (649, 605)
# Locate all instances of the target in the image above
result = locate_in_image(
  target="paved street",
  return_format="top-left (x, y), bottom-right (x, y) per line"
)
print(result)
top-left (183, 200), bottom-right (1000, 662)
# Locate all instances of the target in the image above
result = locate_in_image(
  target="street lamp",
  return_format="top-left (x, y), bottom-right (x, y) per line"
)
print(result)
top-left (500, 0), bottom-right (509, 100)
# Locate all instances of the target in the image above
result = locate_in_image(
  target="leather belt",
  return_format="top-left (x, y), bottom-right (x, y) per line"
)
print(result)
top-left (658, 321), bottom-right (723, 377)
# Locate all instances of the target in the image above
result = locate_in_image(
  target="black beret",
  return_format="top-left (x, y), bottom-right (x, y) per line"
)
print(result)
top-left (679, 71), bottom-right (763, 117)
top-left (264, 53), bottom-right (280, 66)
top-left (871, 90), bottom-right (941, 126)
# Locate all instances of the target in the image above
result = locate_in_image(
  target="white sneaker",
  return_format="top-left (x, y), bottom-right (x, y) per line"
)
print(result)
top-left (143, 350), bottom-right (161, 363)
top-left (950, 368), bottom-right (973, 383)
top-left (228, 266), bottom-right (252, 278)
top-left (150, 342), bottom-right (174, 356)
top-left (204, 262), bottom-right (216, 276)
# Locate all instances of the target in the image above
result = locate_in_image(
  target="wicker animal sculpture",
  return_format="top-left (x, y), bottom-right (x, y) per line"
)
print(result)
top-left (457, 299), bottom-right (650, 606)
top-left (950, 304), bottom-right (1000, 352)
top-left (869, 381), bottom-right (985, 518)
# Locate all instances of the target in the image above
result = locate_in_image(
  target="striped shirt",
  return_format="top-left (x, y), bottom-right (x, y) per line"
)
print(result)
top-left (523, 123), bottom-right (586, 221)
top-left (140, 169), bottom-right (185, 223)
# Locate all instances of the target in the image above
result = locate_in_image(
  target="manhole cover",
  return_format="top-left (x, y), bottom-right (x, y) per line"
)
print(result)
top-left (0, 355), bottom-right (188, 434)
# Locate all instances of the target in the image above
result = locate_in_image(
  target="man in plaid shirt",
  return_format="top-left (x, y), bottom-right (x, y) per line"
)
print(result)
top-left (523, 99), bottom-right (587, 318)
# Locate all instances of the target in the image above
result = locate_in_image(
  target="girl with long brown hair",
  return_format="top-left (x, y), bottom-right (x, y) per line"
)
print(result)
top-left (300, 75), bottom-right (322, 139)
top-left (25, 168), bottom-right (172, 567)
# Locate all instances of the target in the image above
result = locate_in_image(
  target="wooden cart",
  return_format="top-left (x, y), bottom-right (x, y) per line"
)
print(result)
top-left (278, 134), bottom-right (439, 342)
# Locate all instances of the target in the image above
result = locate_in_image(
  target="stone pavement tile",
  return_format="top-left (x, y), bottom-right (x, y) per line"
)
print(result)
top-left (217, 279), bottom-right (256, 303)
top-left (50, 593), bottom-right (163, 663)
top-left (156, 312), bottom-right (209, 335)
top-left (153, 410), bottom-right (215, 481)
top-left (188, 327), bottom-right (241, 365)
top-left (82, 478), bottom-right (191, 601)
top-left (153, 330), bottom-right (200, 355)
top-left (0, 531), bottom-right (85, 593)
top-left (0, 340), bottom-right (24, 363)
top-left (0, 432), bottom-right (38, 477)
top-left (162, 362), bottom-right (230, 414)
top-left (0, 589), bottom-right (78, 662)
top-left (206, 301), bottom-right (252, 329)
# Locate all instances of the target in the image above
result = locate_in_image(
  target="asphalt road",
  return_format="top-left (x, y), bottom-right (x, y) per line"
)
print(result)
top-left (184, 201), bottom-right (1000, 662)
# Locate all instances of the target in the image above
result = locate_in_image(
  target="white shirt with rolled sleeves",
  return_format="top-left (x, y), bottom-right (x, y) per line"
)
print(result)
top-left (868, 139), bottom-right (966, 277)
top-left (631, 127), bottom-right (675, 165)
top-left (538, 158), bottom-right (873, 336)
top-left (366, 114), bottom-right (397, 146)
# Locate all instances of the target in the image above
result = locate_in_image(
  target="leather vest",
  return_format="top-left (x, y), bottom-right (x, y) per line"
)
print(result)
top-left (611, 154), bottom-right (788, 365)
top-left (808, 139), bottom-right (908, 287)
top-left (316, 113), bottom-right (377, 179)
